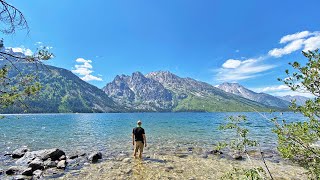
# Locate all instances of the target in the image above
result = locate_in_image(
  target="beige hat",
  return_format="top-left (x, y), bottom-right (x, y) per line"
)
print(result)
top-left (137, 120), bottom-right (142, 124)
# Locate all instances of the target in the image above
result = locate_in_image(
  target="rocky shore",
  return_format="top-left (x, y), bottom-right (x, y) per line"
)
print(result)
top-left (61, 151), bottom-right (307, 180)
top-left (1, 148), bottom-right (103, 179)
top-left (1, 146), bottom-right (307, 179)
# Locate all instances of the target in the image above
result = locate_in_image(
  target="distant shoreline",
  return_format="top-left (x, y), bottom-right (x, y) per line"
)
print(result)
top-left (0, 110), bottom-right (292, 115)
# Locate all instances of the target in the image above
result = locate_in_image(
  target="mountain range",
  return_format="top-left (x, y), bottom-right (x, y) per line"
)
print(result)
top-left (0, 58), bottom-right (118, 113)
top-left (103, 71), bottom-right (286, 112)
top-left (217, 82), bottom-right (291, 109)
top-left (0, 50), bottom-right (309, 113)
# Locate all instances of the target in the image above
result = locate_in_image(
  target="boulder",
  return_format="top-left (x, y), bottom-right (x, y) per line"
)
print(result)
top-left (6, 166), bottom-right (24, 175)
top-left (88, 152), bottom-right (102, 163)
top-left (16, 149), bottom-right (65, 166)
top-left (28, 158), bottom-right (44, 171)
top-left (37, 148), bottom-right (65, 161)
top-left (16, 152), bottom-right (37, 166)
top-left (32, 170), bottom-right (43, 180)
top-left (57, 160), bottom-right (67, 169)
top-left (59, 155), bottom-right (66, 160)
top-left (43, 158), bottom-right (57, 168)
top-left (12, 148), bottom-right (29, 158)
top-left (21, 167), bottom-right (33, 176)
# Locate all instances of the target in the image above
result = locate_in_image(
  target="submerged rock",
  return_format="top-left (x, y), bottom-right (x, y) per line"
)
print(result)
top-left (69, 154), bottom-right (78, 159)
top-left (12, 175), bottom-right (32, 180)
top-left (122, 158), bottom-right (131, 163)
top-left (165, 166), bottom-right (174, 172)
top-left (88, 152), bottom-right (102, 163)
top-left (212, 149), bottom-right (223, 154)
top-left (21, 167), bottom-right (33, 176)
top-left (12, 148), bottom-right (29, 159)
top-left (32, 170), bottom-right (43, 179)
top-left (43, 158), bottom-right (57, 168)
top-left (28, 158), bottom-right (44, 171)
top-left (232, 152), bottom-right (243, 160)
top-left (6, 166), bottom-right (24, 175)
top-left (175, 154), bottom-right (188, 158)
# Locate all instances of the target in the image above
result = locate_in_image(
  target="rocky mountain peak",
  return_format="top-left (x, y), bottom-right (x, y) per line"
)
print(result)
top-left (217, 82), bottom-right (291, 109)
top-left (103, 71), bottom-right (174, 111)
top-left (145, 70), bottom-right (180, 84)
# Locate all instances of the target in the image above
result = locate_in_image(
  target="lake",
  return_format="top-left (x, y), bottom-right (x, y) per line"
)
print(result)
top-left (0, 112), bottom-right (306, 170)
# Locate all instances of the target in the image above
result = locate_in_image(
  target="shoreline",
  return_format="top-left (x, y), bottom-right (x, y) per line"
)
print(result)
top-left (60, 152), bottom-right (307, 180)
top-left (0, 146), bottom-right (307, 179)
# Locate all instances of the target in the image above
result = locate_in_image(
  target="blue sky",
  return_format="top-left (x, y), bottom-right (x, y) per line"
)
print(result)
top-left (3, 0), bottom-right (320, 97)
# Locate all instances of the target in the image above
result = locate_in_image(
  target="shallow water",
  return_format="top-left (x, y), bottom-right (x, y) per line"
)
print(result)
top-left (0, 112), bottom-right (307, 175)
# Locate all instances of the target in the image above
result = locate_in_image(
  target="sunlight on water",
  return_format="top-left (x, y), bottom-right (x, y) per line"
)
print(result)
top-left (0, 112), bottom-right (308, 178)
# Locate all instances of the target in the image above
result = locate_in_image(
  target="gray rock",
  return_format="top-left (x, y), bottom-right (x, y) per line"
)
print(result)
top-left (16, 149), bottom-right (65, 166)
top-left (12, 148), bottom-right (29, 158)
top-left (32, 170), bottom-right (43, 179)
top-left (88, 152), bottom-right (102, 163)
top-left (122, 168), bottom-right (132, 174)
top-left (176, 169), bottom-right (184, 173)
top-left (232, 152), bottom-right (243, 160)
top-left (0, 168), bottom-right (3, 175)
top-left (69, 154), bottom-right (78, 159)
top-left (21, 167), bottom-right (33, 176)
top-left (6, 166), bottom-right (24, 175)
top-left (200, 154), bottom-right (208, 158)
top-left (4, 153), bottom-right (12, 156)
top-left (175, 154), bottom-right (188, 158)
top-left (57, 160), bottom-right (67, 169)
top-left (116, 153), bottom-right (127, 161)
top-left (211, 149), bottom-right (223, 154)
top-left (38, 149), bottom-right (65, 161)
top-left (165, 166), bottom-right (174, 172)
top-left (12, 175), bottom-right (32, 180)
top-left (43, 158), bottom-right (57, 168)
top-left (59, 155), bottom-right (66, 160)
top-left (28, 158), bottom-right (44, 171)
top-left (122, 158), bottom-right (131, 163)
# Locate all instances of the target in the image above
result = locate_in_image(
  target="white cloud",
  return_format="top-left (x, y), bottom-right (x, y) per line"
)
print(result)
top-left (251, 85), bottom-right (290, 93)
top-left (34, 41), bottom-right (43, 45)
top-left (269, 31), bottom-right (320, 57)
top-left (11, 47), bottom-right (33, 56)
top-left (268, 39), bottom-right (304, 57)
top-left (222, 59), bottom-right (241, 69)
top-left (250, 84), bottom-right (314, 98)
top-left (216, 57), bottom-right (276, 82)
top-left (82, 74), bottom-right (102, 81)
top-left (279, 31), bottom-right (311, 44)
top-left (71, 58), bottom-right (102, 82)
top-left (303, 35), bottom-right (320, 52)
top-left (215, 30), bottom-right (320, 82)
